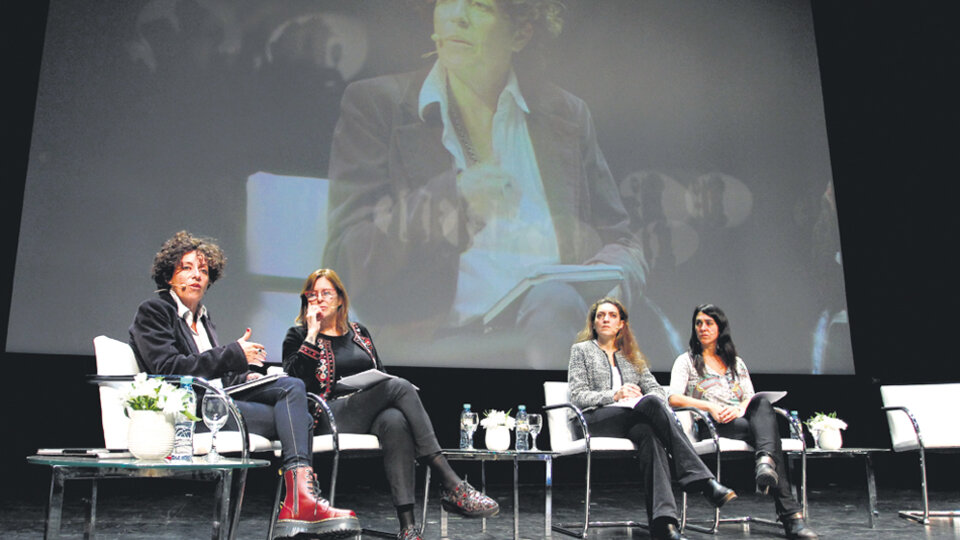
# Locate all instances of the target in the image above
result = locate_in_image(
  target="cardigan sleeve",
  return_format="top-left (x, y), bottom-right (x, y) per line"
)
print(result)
top-left (668, 353), bottom-right (692, 398)
top-left (281, 325), bottom-right (321, 383)
top-left (635, 364), bottom-right (667, 401)
top-left (567, 342), bottom-right (616, 410)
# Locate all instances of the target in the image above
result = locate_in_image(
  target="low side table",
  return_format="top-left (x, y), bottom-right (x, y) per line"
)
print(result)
top-left (27, 454), bottom-right (270, 540)
top-left (785, 447), bottom-right (888, 527)
top-left (440, 448), bottom-right (557, 540)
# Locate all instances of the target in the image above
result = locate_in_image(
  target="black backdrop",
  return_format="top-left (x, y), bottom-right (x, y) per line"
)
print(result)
top-left (3, 1), bottom-right (958, 501)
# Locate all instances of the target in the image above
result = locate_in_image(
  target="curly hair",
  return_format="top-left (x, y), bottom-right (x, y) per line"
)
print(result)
top-left (419, 0), bottom-right (565, 72)
top-left (575, 297), bottom-right (647, 370)
top-left (150, 231), bottom-right (226, 290)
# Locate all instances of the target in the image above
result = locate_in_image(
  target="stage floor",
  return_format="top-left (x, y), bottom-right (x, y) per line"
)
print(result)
top-left (4, 481), bottom-right (958, 539)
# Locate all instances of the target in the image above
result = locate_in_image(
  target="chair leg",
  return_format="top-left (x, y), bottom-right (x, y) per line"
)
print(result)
top-left (266, 471), bottom-right (283, 540)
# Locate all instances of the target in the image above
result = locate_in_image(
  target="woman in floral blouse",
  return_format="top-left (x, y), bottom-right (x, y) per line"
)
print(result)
top-left (668, 304), bottom-right (817, 539)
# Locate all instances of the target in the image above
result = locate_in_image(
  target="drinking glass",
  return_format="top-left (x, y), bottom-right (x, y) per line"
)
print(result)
top-left (202, 393), bottom-right (229, 462)
top-left (461, 411), bottom-right (479, 450)
top-left (527, 413), bottom-right (543, 451)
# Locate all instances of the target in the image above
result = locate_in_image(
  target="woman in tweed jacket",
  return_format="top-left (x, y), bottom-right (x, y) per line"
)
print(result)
top-left (567, 297), bottom-right (736, 540)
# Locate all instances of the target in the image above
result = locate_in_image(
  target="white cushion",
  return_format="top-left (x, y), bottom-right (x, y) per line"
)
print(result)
top-left (93, 336), bottom-right (140, 449)
top-left (311, 433), bottom-right (382, 453)
top-left (881, 384), bottom-right (960, 452)
top-left (194, 431), bottom-right (277, 455)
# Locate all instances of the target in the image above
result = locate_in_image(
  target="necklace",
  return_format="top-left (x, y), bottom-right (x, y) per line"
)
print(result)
top-left (447, 83), bottom-right (479, 166)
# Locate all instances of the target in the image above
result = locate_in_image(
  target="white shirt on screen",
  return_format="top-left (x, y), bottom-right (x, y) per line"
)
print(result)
top-left (419, 62), bottom-right (561, 324)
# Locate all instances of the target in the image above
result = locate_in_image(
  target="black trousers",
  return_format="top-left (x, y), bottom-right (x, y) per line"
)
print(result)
top-left (320, 377), bottom-right (442, 507)
top-left (221, 376), bottom-right (314, 470)
top-left (580, 397), bottom-right (714, 522)
top-left (714, 396), bottom-right (802, 516)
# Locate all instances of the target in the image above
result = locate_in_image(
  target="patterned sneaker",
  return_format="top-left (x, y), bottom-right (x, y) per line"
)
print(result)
top-left (396, 526), bottom-right (423, 540)
top-left (440, 480), bottom-right (500, 518)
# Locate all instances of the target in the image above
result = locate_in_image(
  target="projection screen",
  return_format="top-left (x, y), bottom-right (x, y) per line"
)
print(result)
top-left (8, 0), bottom-right (853, 373)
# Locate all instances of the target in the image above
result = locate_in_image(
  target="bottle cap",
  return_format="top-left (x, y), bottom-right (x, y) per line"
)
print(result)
top-left (518, 405), bottom-right (526, 411)
top-left (463, 403), bottom-right (471, 410)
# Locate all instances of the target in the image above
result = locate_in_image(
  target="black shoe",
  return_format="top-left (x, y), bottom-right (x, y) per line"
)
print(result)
top-left (780, 512), bottom-right (819, 539)
top-left (699, 478), bottom-right (737, 508)
top-left (651, 517), bottom-right (688, 540)
top-left (755, 453), bottom-right (779, 494)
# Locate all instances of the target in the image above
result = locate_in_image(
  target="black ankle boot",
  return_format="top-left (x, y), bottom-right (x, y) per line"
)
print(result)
top-left (780, 512), bottom-right (819, 539)
top-left (755, 452), bottom-right (778, 494)
top-left (650, 517), bottom-right (687, 540)
top-left (696, 478), bottom-right (737, 508)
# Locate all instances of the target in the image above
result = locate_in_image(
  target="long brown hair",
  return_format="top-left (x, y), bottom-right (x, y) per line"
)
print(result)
top-left (575, 297), bottom-right (647, 369)
top-left (296, 268), bottom-right (350, 335)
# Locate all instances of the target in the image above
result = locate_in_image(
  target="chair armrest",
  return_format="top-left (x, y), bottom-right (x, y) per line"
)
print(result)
top-left (307, 392), bottom-right (339, 453)
top-left (772, 406), bottom-right (807, 453)
top-left (673, 406), bottom-right (720, 445)
top-left (543, 402), bottom-right (591, 453)
top-left (881, 405), bottom-right (924, 450)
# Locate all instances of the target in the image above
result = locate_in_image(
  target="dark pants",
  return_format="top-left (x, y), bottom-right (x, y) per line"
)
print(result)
top-left (580, 397), bottom-right (714, 522)
top-left (714, 397), bottom-right (802, 516)
top-left (221, 376), bottom-right (314, 470)
top-left (320, 377), bottom-right (442, 507)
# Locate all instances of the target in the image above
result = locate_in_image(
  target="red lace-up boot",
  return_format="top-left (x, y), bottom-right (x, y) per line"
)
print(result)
top-left (275, 466), bottom-right (360, 538)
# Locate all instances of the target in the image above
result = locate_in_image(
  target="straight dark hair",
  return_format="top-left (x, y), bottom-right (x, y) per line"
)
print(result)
top-left (688, 304), bottom-right (739, 379)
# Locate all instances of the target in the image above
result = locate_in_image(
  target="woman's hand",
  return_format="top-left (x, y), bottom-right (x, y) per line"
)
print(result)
top-left (305, 304), bottom-right (322, 343)
top-left (245, 372), bottom-right (263, 382)
top-left (710, 404), bottom-right (741, 424)
top-left (237, 328), bottom-right (266, 367)
top-left (614, 383), bottom-right (644, 401)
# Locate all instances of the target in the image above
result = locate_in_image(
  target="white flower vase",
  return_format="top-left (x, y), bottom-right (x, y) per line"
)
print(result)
top-left (127, 410), bottom-right (175, 460)
top-left (484, 426), bottom-right (511, 451)
top-left (816, 428), bottom-right (843, 450)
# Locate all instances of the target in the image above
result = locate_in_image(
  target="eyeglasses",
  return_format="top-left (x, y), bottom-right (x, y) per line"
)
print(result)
top-left (305, 289), bottom-right (337, 301)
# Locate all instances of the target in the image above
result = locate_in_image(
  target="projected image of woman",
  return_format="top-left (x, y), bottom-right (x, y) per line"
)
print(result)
top-left (282, 268), bottom-right (499, 540)
top-left (128, 232), bottom-right (360, 539)
top-left (324, 0), bottom-right (646, 368)
top-left (567, 298), bottom-right (736, 540)
top-left (667, 304), bottom-right (818, 539)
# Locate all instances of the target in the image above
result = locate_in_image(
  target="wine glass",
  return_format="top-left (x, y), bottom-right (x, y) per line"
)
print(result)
top-left (202, 393), bottom-right (229, 462)
top-left (527, 413), bottom-right (543, 451)
top-left (461, 411), bottom-right (479, 450)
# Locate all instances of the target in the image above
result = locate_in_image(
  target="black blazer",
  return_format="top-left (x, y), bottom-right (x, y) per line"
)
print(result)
top-left (324, 68), bottom-right (647, 326)
top-left (128, 292), bottom-right (248, 386)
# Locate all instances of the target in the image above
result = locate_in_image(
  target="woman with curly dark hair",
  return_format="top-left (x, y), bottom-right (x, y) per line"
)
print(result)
top-left (129, 231), bottom-right (360, 538)
top-left (567, 298), bottom-right (736, 540)
top-left (668, 304), bottom-right (818, 538)
top-left (283, 268), bottom-right (499, 540)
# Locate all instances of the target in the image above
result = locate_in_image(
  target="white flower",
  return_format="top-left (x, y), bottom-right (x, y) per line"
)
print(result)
top-left (479, 409), bottom-right (516, 430)
top-left (122, 372), bottom-right (195, 419)
top-left (805, 412), bottom-right (848, 432)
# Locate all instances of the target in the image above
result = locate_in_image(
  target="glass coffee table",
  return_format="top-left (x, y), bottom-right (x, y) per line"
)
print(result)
top-left (27, 454), bottom-right (270, 540)
top-left (440, 448), bottom-right (557, 539)
top-left (785, 447), bottom-right (889, 527)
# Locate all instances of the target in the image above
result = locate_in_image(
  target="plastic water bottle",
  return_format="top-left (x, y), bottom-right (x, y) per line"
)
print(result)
top-left (172, 376), bottom-right (197, 461)
top-left (459, 404), bottom-right (475, 450)
top-left (789, 410), bottom-right (802, 440)
top-left (515, 405), bottom-right (530, 451)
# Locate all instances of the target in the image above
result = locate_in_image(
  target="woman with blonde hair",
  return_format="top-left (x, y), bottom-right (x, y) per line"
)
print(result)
top-left (567, 297), bottom-right (736, 540)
